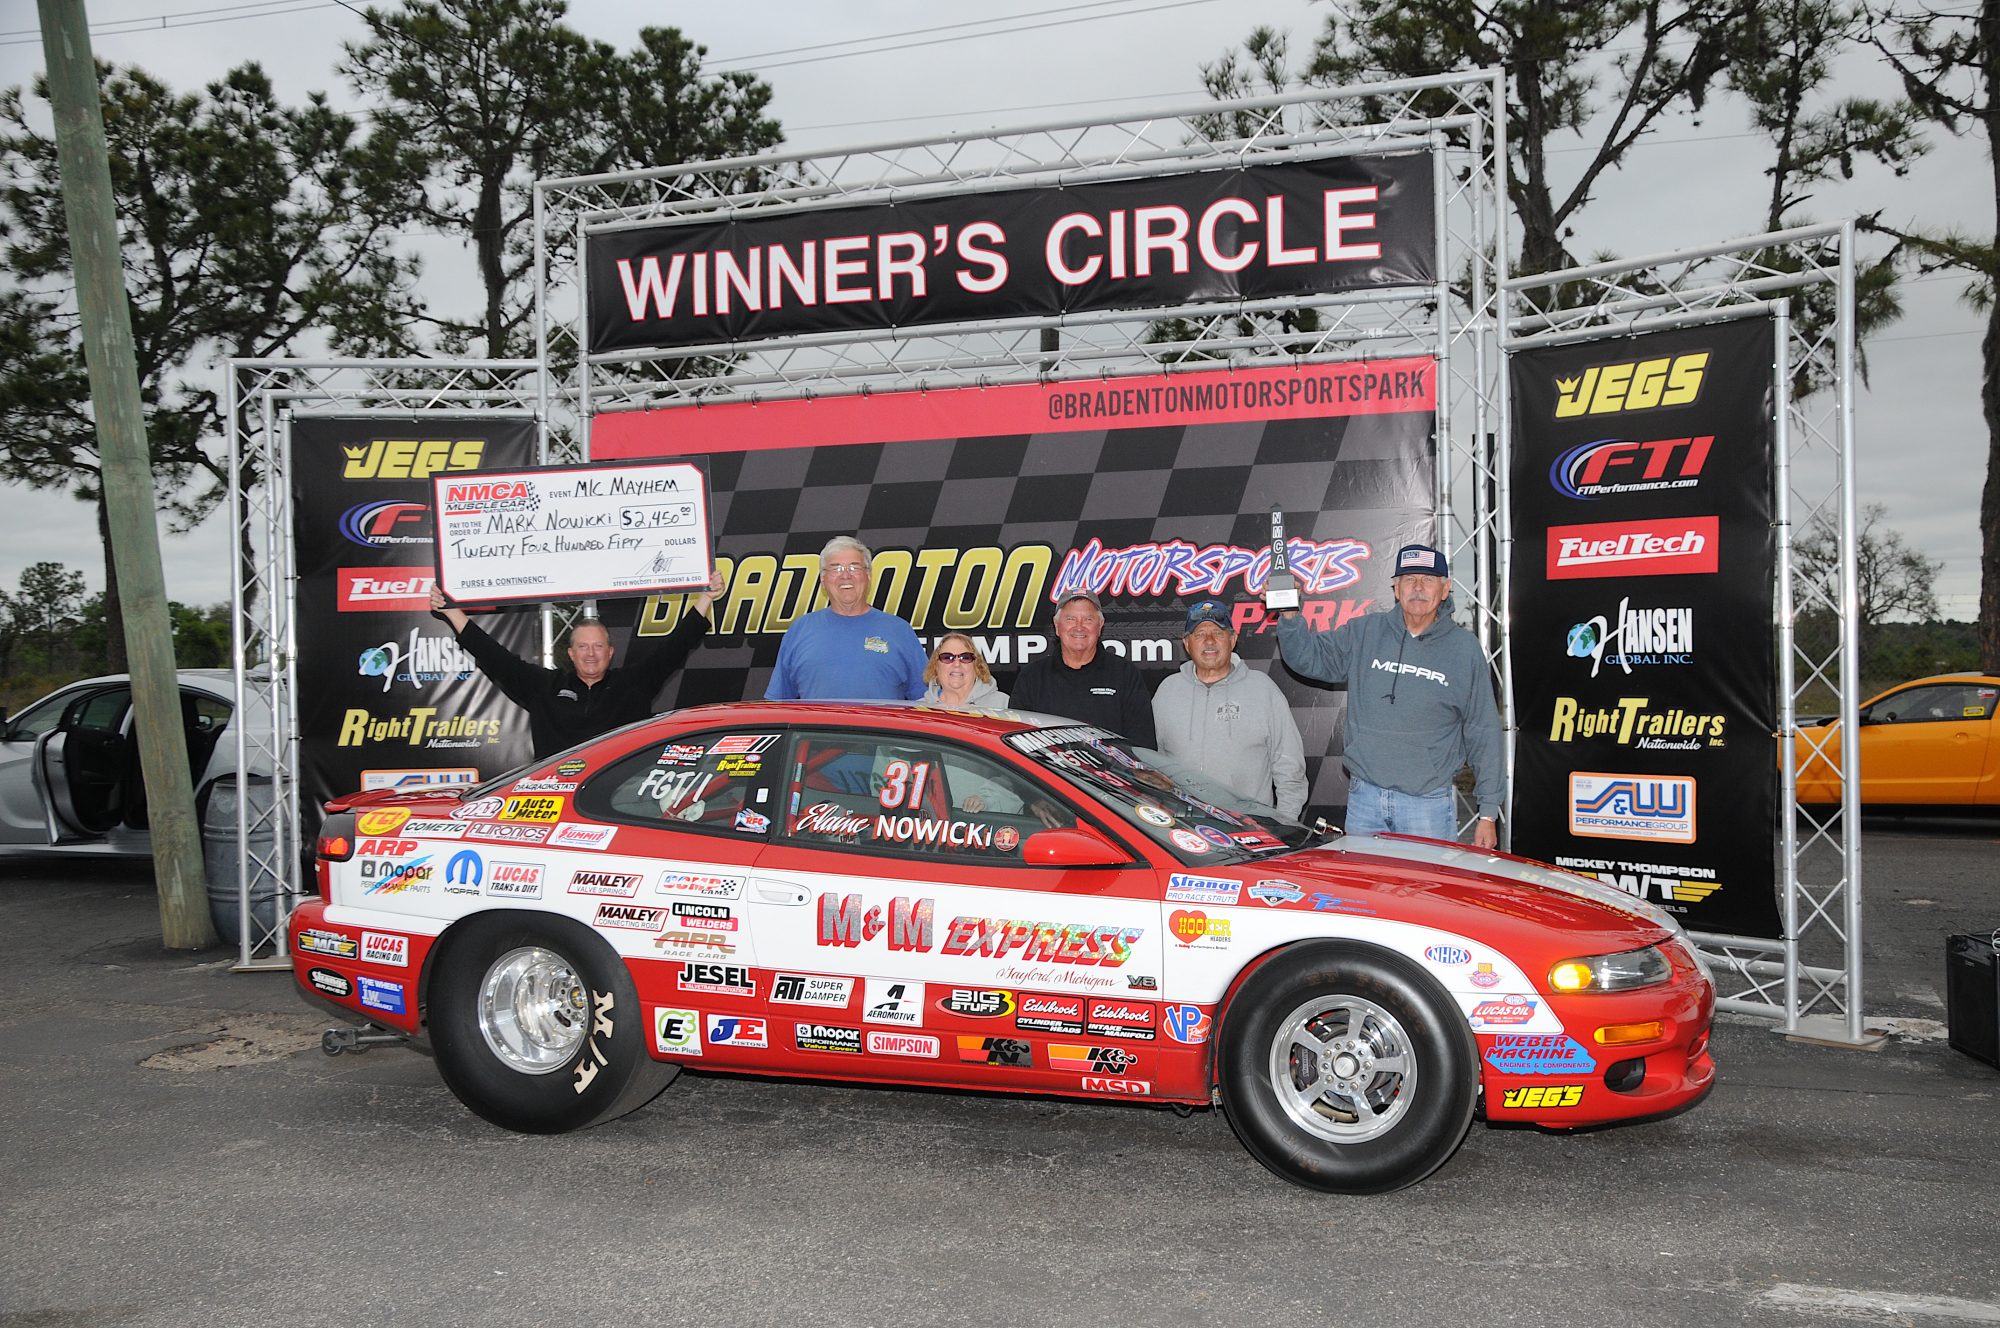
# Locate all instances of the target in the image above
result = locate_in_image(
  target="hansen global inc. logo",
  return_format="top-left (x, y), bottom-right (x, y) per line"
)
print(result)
top-left (1564, 599), bottom-right (1693, 676)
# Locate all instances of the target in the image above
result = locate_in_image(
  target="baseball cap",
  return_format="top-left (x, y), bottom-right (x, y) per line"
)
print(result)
top-left (1183, 600), bottom-right (1233, 634)
top-left (1392, 544), bottom-right (1449, 578)
top-left (1055, 588), bottom-right (1102, 613)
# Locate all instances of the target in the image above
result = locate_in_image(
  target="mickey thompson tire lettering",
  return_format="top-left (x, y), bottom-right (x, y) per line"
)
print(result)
top-left (427, 912), bottom-right (678, 1134)
top-left (1217, 941), bottom-right (1478, 1194)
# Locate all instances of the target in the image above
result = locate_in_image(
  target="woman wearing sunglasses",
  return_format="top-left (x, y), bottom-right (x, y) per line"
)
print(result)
top-left (923, 633), bottom-right (1008, 709)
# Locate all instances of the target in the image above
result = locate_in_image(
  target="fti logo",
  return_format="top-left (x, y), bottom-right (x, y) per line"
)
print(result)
top-left (1550, 435), bottom-right (1712, 500)
top-left (1553, 352), bottom-right (1708, 418)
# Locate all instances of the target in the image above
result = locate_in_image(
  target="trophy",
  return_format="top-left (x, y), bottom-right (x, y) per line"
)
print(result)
top-left (1264, 505), bottom-right (1301, 611)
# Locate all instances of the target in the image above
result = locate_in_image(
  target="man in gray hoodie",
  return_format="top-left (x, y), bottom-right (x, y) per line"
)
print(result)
top-left (1153, 600), bottom-right (1308, 820)
top-left (1274, 542), bottom-right (1502, 847)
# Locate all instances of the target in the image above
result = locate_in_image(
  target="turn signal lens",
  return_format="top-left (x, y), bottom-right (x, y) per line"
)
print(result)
top-left (1546, 946), bottom-right (1671, 993)
top-left (317, 812), bottom-right (357, 863)
top-left (1595, 1021), bottom-right (1666, 1046)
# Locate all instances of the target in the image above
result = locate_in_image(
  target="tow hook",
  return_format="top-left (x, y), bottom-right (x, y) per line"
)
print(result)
top-left (321, 1023), bottom-right (404, 1056)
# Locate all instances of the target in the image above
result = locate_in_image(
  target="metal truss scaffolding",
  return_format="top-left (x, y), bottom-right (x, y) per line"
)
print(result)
top-left (534, 68), bottom-right (1513, 807)
top-left (225, 359), bottom-right (542, 967)
top-left (1505, 220), bottom-right (1869, 1043)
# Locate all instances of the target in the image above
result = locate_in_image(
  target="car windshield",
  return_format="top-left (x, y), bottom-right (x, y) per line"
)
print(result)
top-left (1004, 724), bottom-right (1319, 865)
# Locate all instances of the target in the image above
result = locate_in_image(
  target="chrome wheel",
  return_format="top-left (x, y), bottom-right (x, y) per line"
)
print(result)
top-left (1266, 992), bottom-right (1416, 1144)
top-left (477, 945), bottom-right (587, 1074)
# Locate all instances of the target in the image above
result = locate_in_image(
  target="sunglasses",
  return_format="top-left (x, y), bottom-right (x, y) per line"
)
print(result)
top-left (933, 651), bottom-right (977, 663)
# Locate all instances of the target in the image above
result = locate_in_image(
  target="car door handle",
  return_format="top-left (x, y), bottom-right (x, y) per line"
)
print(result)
top-left (753, 879), bottom-right (810, 906)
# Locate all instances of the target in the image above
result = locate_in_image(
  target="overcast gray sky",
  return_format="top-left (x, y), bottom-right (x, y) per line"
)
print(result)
top-left (0, 0), bottom-right (1986, 618)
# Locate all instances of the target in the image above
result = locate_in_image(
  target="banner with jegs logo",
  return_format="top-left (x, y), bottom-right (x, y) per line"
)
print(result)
top-left (1508, 319), bottom-right (1782, 939)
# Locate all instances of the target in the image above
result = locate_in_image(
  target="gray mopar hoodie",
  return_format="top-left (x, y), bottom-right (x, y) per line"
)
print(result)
top-left (1152, 655), bottom-right (1308, 820)
top-left (1275, 598), bottom-right (1503, 819)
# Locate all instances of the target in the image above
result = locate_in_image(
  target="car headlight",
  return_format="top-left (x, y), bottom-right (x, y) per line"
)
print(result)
top-left (1548, 946), bottom-right (1671, 993)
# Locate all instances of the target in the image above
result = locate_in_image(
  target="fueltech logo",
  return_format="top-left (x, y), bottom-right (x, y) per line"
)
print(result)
top-left (1547, 518), bottom-right (1717, 580)
top-left (338, 569), bottom-right (435, 612)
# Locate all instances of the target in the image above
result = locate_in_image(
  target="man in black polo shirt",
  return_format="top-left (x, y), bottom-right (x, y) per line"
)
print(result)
top-left (1010, 589), bottom-right (1156, 747)
top-left (429, 573), bottom-right (721, 757)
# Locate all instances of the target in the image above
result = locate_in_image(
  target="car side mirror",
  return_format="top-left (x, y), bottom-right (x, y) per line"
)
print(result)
top-left (1021, 825), bottom-right (1127, 867)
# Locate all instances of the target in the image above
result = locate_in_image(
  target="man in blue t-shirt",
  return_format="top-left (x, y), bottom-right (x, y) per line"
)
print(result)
top-left (765, 536), bottom-right (927, 701)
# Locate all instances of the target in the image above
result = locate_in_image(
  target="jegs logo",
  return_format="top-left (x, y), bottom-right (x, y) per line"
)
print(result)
top-left (341, 438), bottom-right (484, 480)
top-left (1552, 352), bottom-right (1707, 418)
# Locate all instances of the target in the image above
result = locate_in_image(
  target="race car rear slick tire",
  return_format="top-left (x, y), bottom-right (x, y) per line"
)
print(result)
top-left (429, 912), bottom-right (676, 1134)
top-left (1218, 942), bottom-right (1477, 1194)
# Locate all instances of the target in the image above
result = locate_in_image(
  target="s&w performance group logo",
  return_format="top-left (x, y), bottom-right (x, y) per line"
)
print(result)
top-left (1568, 773), bottom-right (1696, 844)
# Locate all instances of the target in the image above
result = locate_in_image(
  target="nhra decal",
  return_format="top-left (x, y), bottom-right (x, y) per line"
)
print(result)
top-left (1424, 944), bottom-right (1472, 966)
top-left (1501, 1084), bottom-right (1585, 1109)
top-left (1047, 1044), bottom-right (1137, 1074)
top-left (1087, 1000), bottom-right (1157, 1041)
top-left (594, 902), bottom-right (668, 932)
top-left (1015, 993), bottom-right (1084, 1035)
top-left (308, 967), bottom-right (352, 998)
top-left (867, 1030), bottom-right (939, 1058)
top-left (653, 1007), bottom-right (702, 1056)
top-left (938, 988), bottom-right (1017, 1019)
top-left (356, 975), bottom-right (407, 1016)
top-left (1483, 1034), bottom-right (1596, 1076)
top-left (705, 1014), bottom-right (767, 1049)
top-left (771, 973), bottom-right (856, 1007)
top-left (863, 979), bottom-right (926, 1027)
top-left (794, 1022), bottom-right (864, 1054)
top-left (361, 855), bottom-right (434, 895)
top-left (1165, 873), bottom-right (1240, 905)
top-left (360, 931), bottom-right (409, 967)
top-left (296, 928), bottom-right (359, 959)
top-left (957, 1035), bottom-right (1033, 1068)
top-left (485, 860), bottom-right (544, 898)
top-left (1165, 1004), bottom-right (1211, 1044)
top-left (677, 963), bottom-right (754, 997)
top-left (569, 869), bottom-right (643, 898)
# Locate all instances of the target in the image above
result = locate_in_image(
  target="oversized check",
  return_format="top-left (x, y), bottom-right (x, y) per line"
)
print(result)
top-left (431, 461), bottom-right (712, 606)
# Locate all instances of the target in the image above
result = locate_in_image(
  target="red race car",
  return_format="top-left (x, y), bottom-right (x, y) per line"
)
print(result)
top-left (290, 702), bottom-right (1714, 1193)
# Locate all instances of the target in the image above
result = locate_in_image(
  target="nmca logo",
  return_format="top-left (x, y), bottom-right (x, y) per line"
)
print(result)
top-left (341, 439), bottom-right (485, 480)
top-left (1553, 352), bottom-right (1708, 418)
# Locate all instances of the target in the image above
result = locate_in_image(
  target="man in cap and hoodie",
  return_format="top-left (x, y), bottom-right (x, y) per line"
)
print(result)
top-left (1153, 599), bottom-right (1307, 820)
top-left (1273, 543), bottom-right (1502, 847)
top-left (1010, 589), bottom-right (1156, 746)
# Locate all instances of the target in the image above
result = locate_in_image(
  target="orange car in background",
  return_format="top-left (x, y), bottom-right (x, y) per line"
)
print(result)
top-left (1793, 673), bottom-right (2000, 809)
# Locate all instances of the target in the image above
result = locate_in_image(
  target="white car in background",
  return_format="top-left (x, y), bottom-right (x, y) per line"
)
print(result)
top-left (0, 670), bottom-right (276, 939)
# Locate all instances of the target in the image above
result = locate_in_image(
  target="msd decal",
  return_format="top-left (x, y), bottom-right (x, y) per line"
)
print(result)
top-left (1546, 517), bottom-right (1718, 580)
top-left (1082, 1076), bottom-right (1152, 1096)
top-left (336, 568), bottom-right (434, 612)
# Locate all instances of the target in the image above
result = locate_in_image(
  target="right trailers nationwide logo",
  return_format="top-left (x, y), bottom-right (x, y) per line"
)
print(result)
top-left (1567, 772), bottom-right (1696, 844)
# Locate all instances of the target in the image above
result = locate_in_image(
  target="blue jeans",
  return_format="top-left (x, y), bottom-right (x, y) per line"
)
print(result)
top-left (1344, 777), bottom-right (1458, 841)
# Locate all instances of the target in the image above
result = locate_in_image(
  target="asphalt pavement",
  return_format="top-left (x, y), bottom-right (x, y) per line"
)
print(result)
top-left (2, 819), bottom-right (1997, 1328)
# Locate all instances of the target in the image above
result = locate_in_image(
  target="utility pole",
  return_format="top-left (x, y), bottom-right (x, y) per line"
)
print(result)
top-left (38, 0), bottom-right (215, 949)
